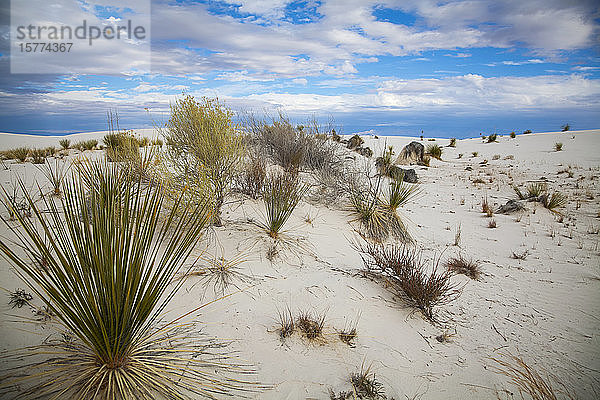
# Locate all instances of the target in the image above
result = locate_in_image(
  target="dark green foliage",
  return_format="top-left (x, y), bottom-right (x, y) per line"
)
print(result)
top-left (510, 132), bottom-right (516, 138)
top-left (426, 143), bottom-right (442, 160)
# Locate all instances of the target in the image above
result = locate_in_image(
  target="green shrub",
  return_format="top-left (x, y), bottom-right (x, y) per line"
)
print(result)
top-left (510, 132), bottom-right (516, 138)
top-left (30, 149), bottom-right (47, 164)
top-left (59, 139), bottom-right (71, 149)
top-left (471, 151), bottom-right (478, 157)
top-left (77, 139), bottom-right (98, 151)
top-left (561, 124), bottom-right (570, 132)
top-left (103, 132), bottom-right (140, 162)
top-left (449, 138), bottom-right (456, 147)
top-left (164, 95), bottom-right (245, 225)
top-left (7, 147), bottom-right (30, 162)
top-left (138, 136), bottom-right (150, 147)
top-left (383, 175), bottom-right (421, 212)
top-left (542, 192), bottom-right (567, 212)
top-left (523, 129), bottom-right (532, 134)
top-left (554, 142), bottom-right (563, 151)
top-left (261, 172), bottom-right (307, 238)
top-left (0, 162), bottom-right (254, 398)
top-left (527, 182), bottom-right (547, 198)
top-left (487, 133), bottom-right (497, 143)
top-left (426, 143), bottom-right (442, 160)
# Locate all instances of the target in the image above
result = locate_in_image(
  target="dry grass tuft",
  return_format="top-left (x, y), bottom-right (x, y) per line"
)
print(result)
top-left (491, 352), bottom-right (574, 400)
top-left (445, 254), bottom-right (481, 280)
top-left (482, 196), bottom-right (493, 217)
top-left (488, 219), bottom-right (497, 228)
top-left (296, 310), bottom-right (326, 341)
top-left (8, 288), bottom-right (33, 308)
top-left (276, 306), bottom-right (295, 341)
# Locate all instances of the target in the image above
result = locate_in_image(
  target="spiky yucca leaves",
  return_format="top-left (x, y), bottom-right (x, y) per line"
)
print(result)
top-left (261, 172), bottom-right (308, 238)
top-left (527, 182), bottom-right (547, 198)
top-left (383, 174), bottom-right (421, 212)
top-left (0, 161), bottom-right (258, 399)
top-left (426, 143), bottom-right (442, 160)
top-left (542, 192), bottom-right (567, 213)
top-left (35, 158), bottom-right (69, 196)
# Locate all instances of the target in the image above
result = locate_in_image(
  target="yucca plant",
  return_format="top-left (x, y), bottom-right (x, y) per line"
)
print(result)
top-left (35, 158), bottom-right (70, 196)
top-left (59, 138), bottom-right (71, 149)
top-left (554, 142), bottom-right (563, 151)
top-left (542, 192), bottom-right (567, 212)
top-left (426, 143), bottom-right (442, 160)
top-left (383, 175), bottom-right (421, 212)
top-left (30, 148), bottom-right (47, 164)
top-left (527, 182), bottom-right (547, 198)
top-left (10, 147), bottom-right (30, 162)
top-left (0, 161), bottom-right (258, 399)
top-left (261, 172), bottom-right (308, 238)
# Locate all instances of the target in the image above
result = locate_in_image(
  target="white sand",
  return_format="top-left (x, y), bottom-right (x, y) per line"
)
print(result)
top-left (0, 129), bottom-right (598, 399)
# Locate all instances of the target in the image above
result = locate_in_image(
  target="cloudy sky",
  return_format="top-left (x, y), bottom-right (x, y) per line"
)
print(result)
top-left (1, 0), bottom-right (599, 137)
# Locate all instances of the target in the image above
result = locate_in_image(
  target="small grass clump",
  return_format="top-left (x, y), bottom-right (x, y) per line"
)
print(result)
top-left (512, 250), bottom-right (529, 260)
top-left (339, 326), bottom-right (357, 347)
top-left (350, 365), bottom-right (386, 399)
top-left (449, 138), bottom-right (456, 147)
top-left (262, 171), bottom-right (308, 238)
top-left (554, 142), bottom-right (563, 151)
top-left (527, 182), bottom-right (548, 198)
top-left (383, 175), bottom-right (421, 213)
top-left (185, 252), bottom-right (253, 296)
top-left (296, 310), bottom-right (326, 341)
top-left (445, 255), bottom-right (481, 280)
top-left (59, 139), bottom-right (71, 149)
top-left (30, 149), bottom-right (47, 164)
top-left (482, 196), bottom-right (493, 217)
top-left (488, 219), bottom-right (497, 228)
top-left (276, 306), bottom-right (295, 341)
top-left (487, 133), bottom-right (497, 143)
top-left (426, 143), bottom-right (442, 160)
top-left (8, 288), bottom-right (33, 308)
top-left (491, 352), bottom-right (573, 400)
top-left (523, 129), bottom-right (532, 134)
top-left (78, 139), bottom-right (98, 151)
top-left (8, 147), bottom-right (31, 162)
top-left (472, 151), bottom-right (478, 157)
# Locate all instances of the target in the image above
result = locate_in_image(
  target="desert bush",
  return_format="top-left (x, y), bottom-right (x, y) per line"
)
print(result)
top-left (426, 144), bottom-right (442, 160)
top-left (151, 138), bottom-right (163, 146)
top-left (510, 131), bottom-right (516, 138)
top-left (138, 136), bottom-right (150, 147)
top-left (6, 147), bottom-right (30, 162)
top-left (237, 154), bottom-right (267, 199)
top-left (276, 306), bottom-right (295, 341)
top-left (44, 146), bottom-right (57, 157)
top-left (103, 131), bottom-right (140, 162)
top-left (59, 138), bottom-right (71, 149)
top-left (0, 161), bottom-right (256, 398)
top-left (445, 255), bottom-right (481, 280)
top-left (554, 142), bottom-right (563, 151)
top-left (472, 151), bottom-right (478, 157)
top-left (77, 139), bottom-right (98, 151)
top-left (488, 219), bottom-right (497, 228)
top-left (347, 134), bottom-right (364, 149)
top-left (8, 288), bottom-right (33, 308)
top-left (422, 155), bottom-right (431, 166)
top-left (357, 241), bottom-right (462, 322)
top-left (375, 145), bottom-right (394, 177)
top-left (561, 124), bottom-right (570, 132)
top-left (261, 171), bottom-right (308, 238)
top-left (30, 149), bottom-right (47, 164)
top-left (449, 138), bottom-right (456, 147)
top-left (487, 133), bottom-right (497, 143)
top-left (492, 154), bottom-right (500, 160)
top-left (164, 95), bottom-right (245, 225)
top-left (523, 129), bottom-right (532, 134)
top-left (36, 158), bottom-right (69, 196)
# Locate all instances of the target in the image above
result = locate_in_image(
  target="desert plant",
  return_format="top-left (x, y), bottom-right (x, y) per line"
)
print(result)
top-left (237, 154), bottom-right (267, 199)
top-left (375, 145), bottom-right (394, 177)
top-left (184, 251), bottom-right (254, 296)
top-left (296, 310), bottom-right (326, 341)
top-left (542, 192), bottom-right (567, 212)
top-left (0, 161), bottom-right (256, 398)
top-left (138, 136), bottom-right (150, 147)
top-left (472, 151), bottom-right (478, 157)
top-left (261, 171), bottom-right (308, 238)
top-left (554, 142), bottom-right (563, 151)
top-left (510, 132), bottom-right (516, 138)
top-left (527, 182), bottom-right (548, 198)
top-left (77, 139), bottom-right (98, 151)
top-left (512, 250), bottom-right (529, 260)
top-left (164, 95), bottom-right (245, 225)
top-left (36, 158), bottom-right (69, 196)
top-left (8, 288), bottom-right (33, 308)
top-left (357, 241), bottom-right (462, 322)
top-left (44, 146), bottom-right (57, 157)
top-left (347, 134), bottom-right (364, 149)
top-left (449, 138), bottom-right (457, 147)
top-left (276, 306), bottom-right (295, 341)
top-left (338, 317), bottom-right (358, 347)
top-left (445, 254), bottom-right (481, 279)
top-left (382, 175), bottom-right (421, 212)
top-left (59, 138), bottom-right (71, 149)
top-left (561, 124), bottom-right (570, 132)
top-left (151, 138), bottom-right (163, 146)
top-left (523, 129), bottom-right (532, 134)
top-left (491, 352), bottom-right (574, 400)
top-left (482, 196), bottom-right (493, 217)
top-left (9, 147), bottom-right (30, 162)
top-left (488, 219), bottom-right (497, 228)
top-left (350, 364), bottom-right (386, 399)
top-left (29, 149), bottom-right (47, 164)
top-left (426, 143), bottom-right (442, 160)
top-left (487, 133), bottom-right (497, 143)
top-left (454, 223), bottom-right (461, 246)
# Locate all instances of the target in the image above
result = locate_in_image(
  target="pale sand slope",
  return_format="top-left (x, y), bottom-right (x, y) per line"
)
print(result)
top-left (0, 130), bottom-right (598, 399)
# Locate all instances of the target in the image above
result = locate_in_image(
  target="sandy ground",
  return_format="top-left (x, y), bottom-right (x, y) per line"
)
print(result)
top-left (0, 129), bottom-right (598, 399)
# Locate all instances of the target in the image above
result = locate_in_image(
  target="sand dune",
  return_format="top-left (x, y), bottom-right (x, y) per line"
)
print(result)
top-left (0, 129), bottom-right (598, 399)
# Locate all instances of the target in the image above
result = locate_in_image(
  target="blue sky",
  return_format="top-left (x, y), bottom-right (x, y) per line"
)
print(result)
top-left (1, 0), bottom-right (599, 138)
